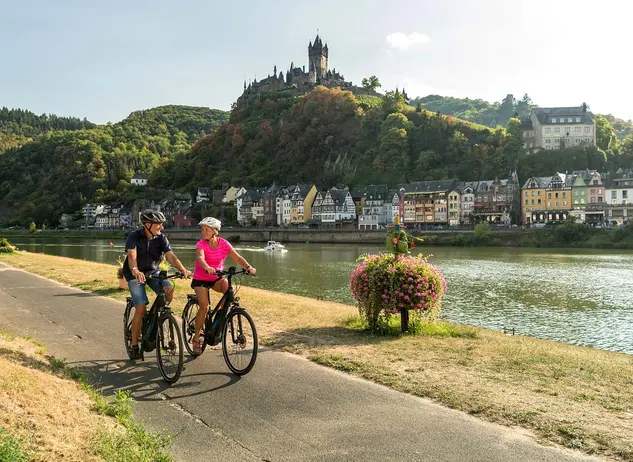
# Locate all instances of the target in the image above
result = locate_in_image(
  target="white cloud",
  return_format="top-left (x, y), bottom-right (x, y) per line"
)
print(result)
top-left (385, 32), bottom-right (431, 51)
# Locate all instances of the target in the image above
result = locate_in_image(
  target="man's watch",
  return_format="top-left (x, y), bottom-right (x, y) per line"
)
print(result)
top-left (132, 267), bottom-right (138, 272)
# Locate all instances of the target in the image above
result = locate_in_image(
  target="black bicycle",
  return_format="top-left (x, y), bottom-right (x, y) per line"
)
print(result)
top-left (182, 267), bottom-right (258, 375)
top-left (123, 271), bottom-right (185, 384)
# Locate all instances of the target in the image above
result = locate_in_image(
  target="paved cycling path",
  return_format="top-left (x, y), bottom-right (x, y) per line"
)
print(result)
top-left (0, 262), bottom-right (605, 462)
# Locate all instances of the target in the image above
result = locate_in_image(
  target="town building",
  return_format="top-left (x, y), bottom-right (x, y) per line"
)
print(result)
top-left (520, 106), bottom-right (596, 152)
top-left (130, 172), bottom-right (149, 186)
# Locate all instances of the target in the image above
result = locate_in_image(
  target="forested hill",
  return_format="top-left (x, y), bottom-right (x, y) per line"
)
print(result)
top-left (158, 87), bottom-right (516, 191)
top-left (408, 94), bottom-right (633, 141)
top-left (0, 106), bottom-right (95, 136)
top-left (408, 94), bottom-right (535, 128)
top-left (2, 90), bottom-right (632, 228)
top-left (0, 105), bottom-right (229, 226)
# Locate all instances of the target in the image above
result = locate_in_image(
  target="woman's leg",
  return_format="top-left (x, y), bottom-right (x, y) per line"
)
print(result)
top-left (211, 278), bottom-right (229, 303)
top-left (192, 286), bottom-right (209, 341)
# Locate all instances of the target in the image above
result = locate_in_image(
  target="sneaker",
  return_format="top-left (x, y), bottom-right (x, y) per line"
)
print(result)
top-left (192, 337), bottom-right (203, 355)
top-left (129, 344), bottom-right (142, 360)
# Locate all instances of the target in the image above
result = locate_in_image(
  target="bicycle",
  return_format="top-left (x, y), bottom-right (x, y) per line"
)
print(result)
top-left (181, 267), bottom-right (258, 375)
top-left (123, 271), bottom-right (185, 384)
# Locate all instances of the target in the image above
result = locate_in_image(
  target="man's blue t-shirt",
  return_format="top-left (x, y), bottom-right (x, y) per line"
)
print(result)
top-left (122, 229), bottom-right (172, 281)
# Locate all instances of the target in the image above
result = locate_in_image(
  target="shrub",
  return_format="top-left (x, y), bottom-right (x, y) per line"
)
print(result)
top-left (349, 252), bottom-right (447, 332)
top-left (473, 222), bottom-right (491, 242)
top-left (0, 238), bottom-right (16, 254)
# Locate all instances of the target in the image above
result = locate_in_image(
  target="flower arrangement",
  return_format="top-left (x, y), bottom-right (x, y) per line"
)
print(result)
top-left (350, 252), bottom-right (447, 332)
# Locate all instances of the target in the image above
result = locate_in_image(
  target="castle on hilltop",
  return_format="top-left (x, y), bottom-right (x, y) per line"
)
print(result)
top-left (238, 34), bottom-right (393, 102)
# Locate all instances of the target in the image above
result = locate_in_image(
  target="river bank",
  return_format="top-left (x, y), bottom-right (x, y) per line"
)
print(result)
top-left (0, 250), bottom-right (631, 460)
top-left (3, 222), bottom-right (633, 249)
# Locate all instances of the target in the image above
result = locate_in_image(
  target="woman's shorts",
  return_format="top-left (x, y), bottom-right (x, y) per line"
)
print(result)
top-left (190, 278), bottom-right (221, 290)
top-left (128, 273), bottom-right (172, 307)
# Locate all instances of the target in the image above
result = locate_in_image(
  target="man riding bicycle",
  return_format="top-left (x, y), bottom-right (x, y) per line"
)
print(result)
top-left (123, 209), bottom-right (191, 359)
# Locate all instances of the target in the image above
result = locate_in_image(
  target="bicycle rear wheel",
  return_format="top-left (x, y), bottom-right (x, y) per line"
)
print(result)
top-left (156, 313), bottom-right (184, 383)
top-left (222, 309), bottom-right (258, 375)
top-left (123, 302), bottom-right (134, 359)
top-left (182, 301), bottom-right (208, 356)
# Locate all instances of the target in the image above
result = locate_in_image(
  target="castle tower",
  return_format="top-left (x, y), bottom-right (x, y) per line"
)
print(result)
top-left (308, 34), bottom-right (328, 82)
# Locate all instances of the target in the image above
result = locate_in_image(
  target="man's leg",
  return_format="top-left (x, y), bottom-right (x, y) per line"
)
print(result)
top-left (127, 279), bottom-right (150, 350)
top-left (131, 304), bottom-right (146, 346)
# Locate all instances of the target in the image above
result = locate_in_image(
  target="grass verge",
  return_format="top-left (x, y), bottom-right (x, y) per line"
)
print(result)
top-left (1, 251), bottom-right (632, 460)
top-left (0, 327), bottom-right (172, 461)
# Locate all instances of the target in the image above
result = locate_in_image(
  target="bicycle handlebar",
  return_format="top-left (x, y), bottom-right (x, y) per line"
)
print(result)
top-left (146, 271), bottom-right (187, 281)
top-left (214, 267), bottom-right (252, 278)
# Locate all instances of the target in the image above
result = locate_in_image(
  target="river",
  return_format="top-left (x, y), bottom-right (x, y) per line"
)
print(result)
top-left (7, 237), bottom-right (633, 355)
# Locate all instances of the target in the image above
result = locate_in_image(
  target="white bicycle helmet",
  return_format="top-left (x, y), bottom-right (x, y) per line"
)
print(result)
top-left (199, 217), bottom-right (221, 230)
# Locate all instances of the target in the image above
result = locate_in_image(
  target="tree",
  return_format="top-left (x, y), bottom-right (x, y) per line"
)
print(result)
top-left (361, 75), bottom-right (381, 92)
top-left (595, 114), bottom-right (617, 152)
top-left (498, 94), bottom-right (516, 123)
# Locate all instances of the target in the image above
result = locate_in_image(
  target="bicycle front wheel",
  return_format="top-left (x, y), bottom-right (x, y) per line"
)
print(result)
top-left (222, 309), bottom-right (258, 376)
top-left (123, 302), bottom-right (134, 359)
top-left (182, 301), bottom-right (207, 356)
top-left (156, 313), bottom-right (184, 383)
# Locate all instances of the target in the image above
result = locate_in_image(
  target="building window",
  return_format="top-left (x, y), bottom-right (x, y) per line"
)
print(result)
top-left (537, 191), bottom-right (542, 196)
top-left (552, 118), bottom-right (557, 123)
top-left (581, 199), bottom-right (585, 204)
top-left (562, 201), bottom-right (566, 207)
top-left (548, 193), bottom-right (552, 198)
top-left (555, 192), bottom-right (559, 198)
top-left (567, 117), bottom-right (572, 123)
top-left (548, 201), bottom-right (551, 207)
top-left (562, 192), bottom-right (566, 198)
top-left (531, 199), bottom-right (534, 205)
top-left (611, 191), bottom-right (617, 199)
top-left (554, 127), bottom-right (560, 134)
top-left (525, 191), bottom-right (529, 197)
top-left (576, 117), bottom-right (581, 122)
top-left (585, 126), bottom-right (591, 134)
top-left (623, 191), bottom-right (628, 199)
top-left (591, 197), bottom-right (596, 203)
top-left (531, 191), bottom-right (535, 196)
top-left (565, 127), bottom-right (571, 134)
top-left (545, 139), bottom-right (551, 144)
top-left (545, 127), bottom-right (551, 134)
top-left (575, 126), bottom-right (581, 133)
top-left (538, 199), bottom-right (541, 205)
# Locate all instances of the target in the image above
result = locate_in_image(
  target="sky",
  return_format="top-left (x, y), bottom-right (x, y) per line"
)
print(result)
top-left (1, 0), bottom-right (632, 124)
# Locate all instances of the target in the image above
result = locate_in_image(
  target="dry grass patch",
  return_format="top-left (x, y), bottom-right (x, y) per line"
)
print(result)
top-left (0, 334), bottom-right (116, 461)
top-left (0, 328), bottom-right (172, 461)
top-left (2, 251), bottom-right (633, 460)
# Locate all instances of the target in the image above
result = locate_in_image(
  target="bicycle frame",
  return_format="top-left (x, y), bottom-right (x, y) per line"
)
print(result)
top-left (200, 268), bottom-right (245, 337)
top-left (140, 271), bottom-right (179, 356)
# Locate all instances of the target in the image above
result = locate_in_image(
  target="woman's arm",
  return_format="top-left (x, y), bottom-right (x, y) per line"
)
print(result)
top-left (195, 248), bottom-right (215, 274)
top-left (228, 249), bottom-right (256, 274)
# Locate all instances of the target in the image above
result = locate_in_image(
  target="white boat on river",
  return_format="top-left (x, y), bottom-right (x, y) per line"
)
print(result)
top-left (263, 240), bottom-right (286, 252)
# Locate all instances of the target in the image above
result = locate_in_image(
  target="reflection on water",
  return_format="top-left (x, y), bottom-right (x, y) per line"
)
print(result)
top-left (9, 237), bottom-right (633, 354)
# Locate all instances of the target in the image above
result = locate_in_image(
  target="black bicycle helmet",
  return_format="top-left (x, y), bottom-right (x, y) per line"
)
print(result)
top-left (140, 210), bottom-right (166, 224)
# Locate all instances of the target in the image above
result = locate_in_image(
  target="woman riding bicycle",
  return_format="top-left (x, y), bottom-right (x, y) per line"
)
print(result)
top-left (190, 217), bottom-right (256, 355)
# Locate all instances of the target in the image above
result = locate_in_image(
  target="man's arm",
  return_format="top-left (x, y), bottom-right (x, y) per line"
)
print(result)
top-left (165, 251), bottom-right (191, 278)
top-left (127, 249), bottom-right (145, 282)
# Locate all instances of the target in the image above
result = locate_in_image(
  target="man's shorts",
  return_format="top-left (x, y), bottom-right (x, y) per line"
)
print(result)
top-left (128, 272), bottom-right (173, 307)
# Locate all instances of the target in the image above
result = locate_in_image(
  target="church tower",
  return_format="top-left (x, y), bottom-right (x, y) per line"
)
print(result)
top-left (308, 34), bottom-right (328, 82)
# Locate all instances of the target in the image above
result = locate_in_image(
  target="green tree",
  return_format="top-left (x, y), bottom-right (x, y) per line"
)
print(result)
top-left (29, 221), bottom-right (36, 232)
top-left (361, 75), bottom-right (381, 92)
top-left (595, 114), bottom-right (618, 152)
